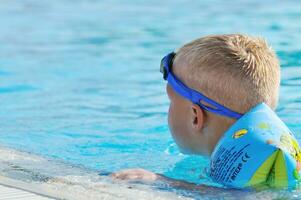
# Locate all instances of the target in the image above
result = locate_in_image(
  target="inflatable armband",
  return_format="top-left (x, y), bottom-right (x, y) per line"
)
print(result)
top-left (209, 103), bottom-right (301, 189)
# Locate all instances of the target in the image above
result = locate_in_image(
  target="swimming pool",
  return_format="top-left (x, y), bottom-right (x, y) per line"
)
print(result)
top-left (1, 0), bottom-right (301, 199)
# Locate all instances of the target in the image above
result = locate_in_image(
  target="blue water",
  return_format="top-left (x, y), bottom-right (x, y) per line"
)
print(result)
top-left (0, 0), bottom-right (301, 188)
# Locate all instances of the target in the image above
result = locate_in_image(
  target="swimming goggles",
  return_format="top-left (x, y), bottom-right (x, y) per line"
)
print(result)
top-left (160, 52), bottom-right (243, 119)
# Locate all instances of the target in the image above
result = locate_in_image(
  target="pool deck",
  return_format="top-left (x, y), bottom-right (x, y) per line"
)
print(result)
top-left (0, 184), bottom-right (54, 200)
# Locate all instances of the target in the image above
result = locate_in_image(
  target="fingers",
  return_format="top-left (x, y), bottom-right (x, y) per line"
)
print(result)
top-left (110, 168), bottom-right (158, 181)
top-left (110, 172), bottom-right (128, 180)
top-left (111, 172), bottom-right (140, 180)
top-left (111, 169), bottom-right (142, 180)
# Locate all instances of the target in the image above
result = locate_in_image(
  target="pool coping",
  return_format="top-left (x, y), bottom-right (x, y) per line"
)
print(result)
top-left (0, 183), bottom-right (56, 200)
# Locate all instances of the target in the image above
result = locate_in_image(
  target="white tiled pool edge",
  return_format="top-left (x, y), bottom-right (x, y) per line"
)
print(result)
top-left (0, 146), bottom-right (195, 200)
top-left (0, 184), bottom-right (55, 200)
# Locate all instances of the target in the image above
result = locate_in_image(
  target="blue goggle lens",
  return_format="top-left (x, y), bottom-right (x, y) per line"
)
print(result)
top-left (160, 52), bottom-right (175, 80)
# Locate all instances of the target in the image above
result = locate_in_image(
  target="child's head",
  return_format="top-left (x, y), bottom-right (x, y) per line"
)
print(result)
top-left (166, 34), bottom-right (280, 156)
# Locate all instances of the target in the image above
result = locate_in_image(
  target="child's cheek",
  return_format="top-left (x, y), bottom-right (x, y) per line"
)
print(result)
top-left (167, 104), bottom-right (173, 128)
top-left (167, 104), bottom-right (178, 134)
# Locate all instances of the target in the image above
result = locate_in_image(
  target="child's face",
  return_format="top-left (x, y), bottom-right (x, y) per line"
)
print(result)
top-left (166, 84), bottom-right (210, 155)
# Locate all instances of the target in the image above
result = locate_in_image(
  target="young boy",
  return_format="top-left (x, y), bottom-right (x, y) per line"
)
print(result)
top-left (112, 34), bottom-right (300, 189)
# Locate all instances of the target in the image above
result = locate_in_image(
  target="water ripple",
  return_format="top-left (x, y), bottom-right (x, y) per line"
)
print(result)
top-left (0, 70), bottom-right (12, 76)
top-left (0, 85), bottom-right (37, 94)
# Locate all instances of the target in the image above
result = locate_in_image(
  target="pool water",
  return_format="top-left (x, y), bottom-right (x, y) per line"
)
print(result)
top-left (0, 0), bottom-right (301, 198)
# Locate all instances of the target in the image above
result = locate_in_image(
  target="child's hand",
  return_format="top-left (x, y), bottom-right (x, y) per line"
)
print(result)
top-left (111, 168), bottom-right (158, 182)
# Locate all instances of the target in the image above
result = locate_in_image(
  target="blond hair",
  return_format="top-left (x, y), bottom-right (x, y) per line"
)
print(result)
top-left (174, 34), bottom-right (280, 120)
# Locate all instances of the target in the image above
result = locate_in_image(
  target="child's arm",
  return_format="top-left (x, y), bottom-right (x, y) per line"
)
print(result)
top-left (111, 168), bottom-right (225, 192)
top-left (111, 169), bottom-right (269, 199)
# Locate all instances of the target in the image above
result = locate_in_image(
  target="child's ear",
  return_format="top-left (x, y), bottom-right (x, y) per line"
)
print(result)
top-left (191, 104), bottom-right (205, 131)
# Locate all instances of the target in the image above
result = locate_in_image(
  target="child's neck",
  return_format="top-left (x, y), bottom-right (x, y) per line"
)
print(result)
top-left (208, 118), bottom-right (236, 156)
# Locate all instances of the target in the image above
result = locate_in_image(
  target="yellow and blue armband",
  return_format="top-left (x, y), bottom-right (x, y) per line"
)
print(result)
top-left (209, 103), bottom-right (301, 189)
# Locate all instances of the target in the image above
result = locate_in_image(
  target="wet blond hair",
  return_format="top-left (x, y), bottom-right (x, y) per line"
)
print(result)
top-left (174, 34), bottom-right (280, 122)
